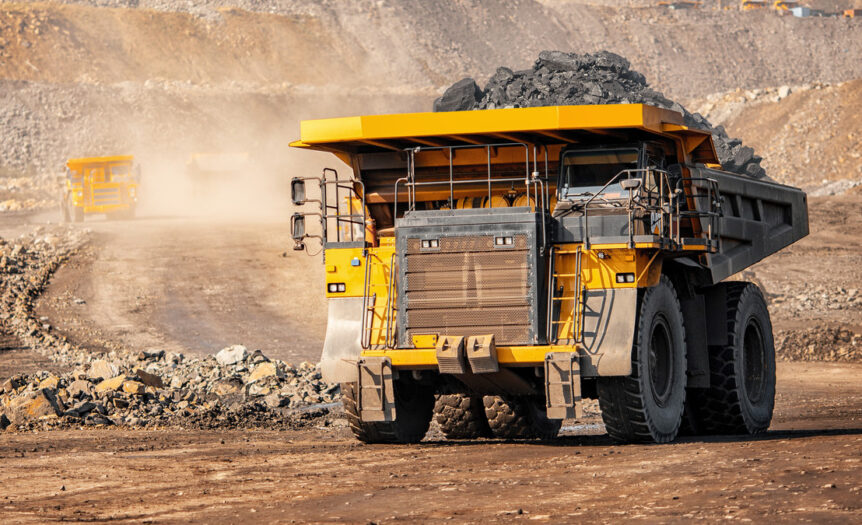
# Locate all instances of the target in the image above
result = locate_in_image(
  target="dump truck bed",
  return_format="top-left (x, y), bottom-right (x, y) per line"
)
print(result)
top-left (690, 166), bottom-right (808, 284)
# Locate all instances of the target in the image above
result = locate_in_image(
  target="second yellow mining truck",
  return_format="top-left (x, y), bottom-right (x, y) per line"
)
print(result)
top-left (63, 155), bottom-right (140, 222)
top-left (289, 104), bottom-right (808, 444)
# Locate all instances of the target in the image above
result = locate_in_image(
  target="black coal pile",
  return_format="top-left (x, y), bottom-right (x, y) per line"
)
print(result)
top-left (433, 50), bottom-right (766, 179)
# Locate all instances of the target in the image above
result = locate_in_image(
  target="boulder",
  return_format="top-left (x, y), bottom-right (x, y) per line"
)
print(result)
top-left (88, 360), bottom-right (119, 381)
top-left (38, 375), bottom-right (60, 390)
top-left (122, 381), bottom-right (146, 396)
top-left (215, 345), bottom-right (248, 366)
top-left (137, 349), bottom-right (165, 361)
top-left (66, 379), bottom-right (94, 399)
top-left (212, 377), bottom-right (243, 396)
top-left (247, 362), bottom-right (281, 383)
top-left (134, 369), bottom-right (164, 388)
top-left (11, 389), bottom-right (64, 422)
top-left (2, 375), bottom-right (25, 394)
top-left (95, 375), bottom-right (128, 393)
top-left (433, 78), bottom-right (483, 112)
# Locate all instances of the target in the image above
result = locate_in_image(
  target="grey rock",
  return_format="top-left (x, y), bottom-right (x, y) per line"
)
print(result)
top-left (66, 379), bottom-right (94, 399)
top-left (215, 345), bottom-right (248, 366)
top-left (433, 78), bottom-right (483, 112)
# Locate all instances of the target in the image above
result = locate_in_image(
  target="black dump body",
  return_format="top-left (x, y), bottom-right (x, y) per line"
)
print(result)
top-left (690, 166), bottom-right (809, 284)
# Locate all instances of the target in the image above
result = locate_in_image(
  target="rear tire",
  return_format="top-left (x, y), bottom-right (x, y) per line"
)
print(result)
top-left (72, 206), bottom-right (84, 223)
top-left (341, 379), bottom-right (434, 444)
top-left (483, 395), bottom-right (561, 440)
top-left (597, 275), bottom-right (687, 443)
top-left (687, 282), bottom-right (775, 435)
top-left (434, 393), bottom-right (492, 439)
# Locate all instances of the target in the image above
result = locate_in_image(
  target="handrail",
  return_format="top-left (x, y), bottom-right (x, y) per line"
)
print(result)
top-left (398, 142), bottom-right (534, 214)
top-left (310, 168), bottom-right (366, 245)
top-left (384, 253), bottom-right (397, 349)
top-left (546, 245), bottom-right (557, 344)
top-left (566, 167), bottom-right (721, 251)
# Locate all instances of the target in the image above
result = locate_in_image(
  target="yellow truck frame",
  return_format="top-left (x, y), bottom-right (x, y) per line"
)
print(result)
top-left (290, 104), bottom-right (808, 444)
top-left (63, 156), bottom-right (140, 222)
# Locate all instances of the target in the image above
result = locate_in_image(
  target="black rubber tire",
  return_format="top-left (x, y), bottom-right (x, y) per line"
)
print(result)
top-left (341, 380), bottom-right (434, 444)
top-left (434, 393), bottom-right (493, 439)
top-left (483, 395), bottom-right (561, 440)
top-left (597, 274), bottom-right (687, 443)
top-left (687, 282), bottom-right (775, 435)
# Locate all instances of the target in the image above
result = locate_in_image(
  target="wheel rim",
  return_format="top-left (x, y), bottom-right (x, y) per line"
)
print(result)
top-left (648, 314), bottom-right (674, 407)
top-left (743, 319), bottom-right (766, 404)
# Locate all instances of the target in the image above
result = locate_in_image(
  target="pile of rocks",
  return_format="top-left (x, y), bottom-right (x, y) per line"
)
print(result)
top-left (767, 284), bottom-right (861, 318)
top-left (0, 345), bottom-right (339, 431)
top-left (0, 227), bottom-right (339, 431)
top-left (433, 50), bottom-right (767, 178)
top-left (775, 327), bottom-right (860, 362)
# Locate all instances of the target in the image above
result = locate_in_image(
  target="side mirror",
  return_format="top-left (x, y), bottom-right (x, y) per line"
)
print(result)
top-left (291, 178), bottom-right (306, 205)
top-left (620, 178), bottom-right (642, 191)
top-left (291, 213), bottom-right (306, 241)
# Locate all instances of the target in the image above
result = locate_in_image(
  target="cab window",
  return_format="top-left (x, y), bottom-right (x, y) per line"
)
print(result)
top-left (559, 148), bottom-right (639, 200)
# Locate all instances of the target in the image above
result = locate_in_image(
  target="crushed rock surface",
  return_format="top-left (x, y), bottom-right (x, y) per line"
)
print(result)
top-left (0, 226), bottom-right (338, 432)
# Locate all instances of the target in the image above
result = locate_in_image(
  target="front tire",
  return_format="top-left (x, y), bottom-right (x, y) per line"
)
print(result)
top-left (597, 275), bottom-right (687, 443)
top-left (341, 379), bottom-right (434, 444)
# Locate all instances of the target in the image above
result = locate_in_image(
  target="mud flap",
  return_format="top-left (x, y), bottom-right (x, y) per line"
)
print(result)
top-left (357, 356), bottom-right (395, 422)
top-left (465, 334), bottom-right (499, 374)
top-left (320, 297), bottom-right (364, 384)
top-left (544, 352), bottom-right (582, 419)
top-left (436, 335), bottom-right (467, 374)
top-left (582, 287), bottom-right (637, 376)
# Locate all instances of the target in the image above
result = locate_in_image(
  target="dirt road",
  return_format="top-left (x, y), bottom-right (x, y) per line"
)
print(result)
top-left (1, 361), bottom-right (860, 523)
top-left (29, 216), bottom-right (326, 364)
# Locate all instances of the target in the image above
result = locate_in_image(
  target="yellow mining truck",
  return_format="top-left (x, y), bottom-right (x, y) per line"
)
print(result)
top-left (63, 156), bottom-right (140, 222)
top-left (290, 104), bottom-right (808, 444)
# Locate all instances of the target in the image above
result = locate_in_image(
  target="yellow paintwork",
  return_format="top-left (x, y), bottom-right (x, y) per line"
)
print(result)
top-left (65, 156), bottom-right (138, 214)
top-left (325, 245), bottom-right (396, 347)
top-left (362, 345), bottom-right (577, 368)
top-left (552, 245), bottom-right (662, 341)
top-left (290, 104), bottom-right (719, 166)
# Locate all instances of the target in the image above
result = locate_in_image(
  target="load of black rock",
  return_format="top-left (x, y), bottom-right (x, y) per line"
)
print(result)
top-left (433, 50), bottom-right (766, 179)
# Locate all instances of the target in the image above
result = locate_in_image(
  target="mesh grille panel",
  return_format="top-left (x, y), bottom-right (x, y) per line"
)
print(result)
top-left (404, 234), bottom-right (533, 345)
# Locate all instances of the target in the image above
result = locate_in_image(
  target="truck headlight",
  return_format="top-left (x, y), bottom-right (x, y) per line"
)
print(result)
top-left (327, 283), bottom-right (346, 293)
top-left (616, 273), bottom-right (635, 284)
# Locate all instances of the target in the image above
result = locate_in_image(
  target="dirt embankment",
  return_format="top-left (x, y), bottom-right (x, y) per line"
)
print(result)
top-left (696, 79), bottom-right (862, 189)
top-left (0, 1), bottom-right (861, 178)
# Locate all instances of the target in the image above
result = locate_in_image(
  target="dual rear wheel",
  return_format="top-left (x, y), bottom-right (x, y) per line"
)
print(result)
top-left (597, 277), bottom-right (776, 443)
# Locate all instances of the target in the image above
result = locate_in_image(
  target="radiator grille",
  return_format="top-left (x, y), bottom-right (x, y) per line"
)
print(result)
top-left (403, 235), bottom-right (533, 345)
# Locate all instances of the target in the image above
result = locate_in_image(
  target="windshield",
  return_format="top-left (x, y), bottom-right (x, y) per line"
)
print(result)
top-left (559, 148), bottom-right (639, 199)
top-left (110, 164), bottom-right (132, 181)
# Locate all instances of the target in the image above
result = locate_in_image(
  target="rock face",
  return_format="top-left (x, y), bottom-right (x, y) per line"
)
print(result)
top-left (433, 50), bottom-right (767, 179)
